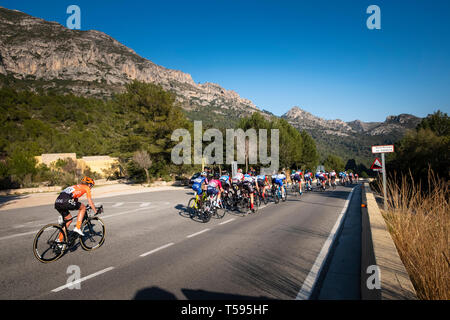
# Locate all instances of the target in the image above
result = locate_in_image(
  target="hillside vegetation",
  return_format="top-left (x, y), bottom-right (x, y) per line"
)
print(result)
top-left (0, 81), bottom-right (320, 189)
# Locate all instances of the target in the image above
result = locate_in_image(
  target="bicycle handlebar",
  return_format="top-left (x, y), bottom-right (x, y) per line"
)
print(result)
top-left (86, 204), bottom-right (103, 215)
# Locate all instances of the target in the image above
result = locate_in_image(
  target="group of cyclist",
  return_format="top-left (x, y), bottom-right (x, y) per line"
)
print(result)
top-left (190, 167), bottom-right (359, 213)
top-left (313, 170), bottom-right (359, 189)
top-left (191, 167), bottom-right (287, 213)
top-left (54, 168), bottom-right (358, 229)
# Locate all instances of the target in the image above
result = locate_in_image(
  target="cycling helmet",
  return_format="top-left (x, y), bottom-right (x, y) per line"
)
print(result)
top-left (201, 171), bottom-right (207, 177)
top-left (81, 176), bottom-right (95, 186)
top-left (238, 168), bottom-right (242, 173)
top-left (213, 172), bottom-right (220, 179)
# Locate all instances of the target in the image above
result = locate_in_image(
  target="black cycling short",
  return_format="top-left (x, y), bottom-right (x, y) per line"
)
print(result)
top-left (54, 192), bottom-right (81, 217)
top-left (257, 180), bottom-right (265, 188)
top-left (242, 182), bottom-right (254, 194)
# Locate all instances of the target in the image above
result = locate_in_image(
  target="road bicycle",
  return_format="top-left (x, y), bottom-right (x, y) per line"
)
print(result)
top-left (319, 180), bottom-right (327, 191)
top-left (256, 186), bottom-right (269, 205)
top-left (271, 183), bottom-right (287, 203)
top-left (330, 179), bottom-right (337, 190)
top-left (238, 187), bottom-right (259, 213)
top-left (304, 180), bottom-right (313, 192)
top-left (187, 192), bottom-right (207, 218)
top-left (200, 192), bottom-right (226, 222)
top-left (289, 180), bottom-right (302, 197)
top-left (33, 205), bottom-right (105, 263)
top-left (221, 187), bottom-right (235, 210)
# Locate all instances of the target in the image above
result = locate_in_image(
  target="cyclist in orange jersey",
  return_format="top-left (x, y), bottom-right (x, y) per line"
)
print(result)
top-left (54, 176), bottom-right (97, 238)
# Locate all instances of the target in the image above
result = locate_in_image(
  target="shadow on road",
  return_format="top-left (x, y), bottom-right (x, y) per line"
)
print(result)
top-left (134, 286), bottom-right (177, 300)
top-left (0, 195), bottom-right (28, 209)
top-left (181, 288), bottom-right (273, 300)
top-left (133, 286), bottom-right (273, 300)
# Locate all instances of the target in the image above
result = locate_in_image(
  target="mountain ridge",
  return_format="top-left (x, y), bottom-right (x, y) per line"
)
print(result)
top-left (0, 6), bottom-right (424, 166)
top-left (0, 6), bottom-right (259, 116)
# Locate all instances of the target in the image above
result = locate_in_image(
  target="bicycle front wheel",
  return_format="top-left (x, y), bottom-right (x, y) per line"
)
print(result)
top-left (187, 197), bottom-right (198, 217)
top-left (33, 224), bottom-right (66, 263)
top-left (201, 201), bottom-right (213, 223)
top-left (80, 217), bottom-right (105, 251)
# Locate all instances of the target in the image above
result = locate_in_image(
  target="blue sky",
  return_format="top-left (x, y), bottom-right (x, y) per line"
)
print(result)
top-left (1, 0), bottom-right (449, 122)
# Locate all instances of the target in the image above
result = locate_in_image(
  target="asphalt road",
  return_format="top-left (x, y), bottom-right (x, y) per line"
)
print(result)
top-left (0, 184), bottom-right (358, 300)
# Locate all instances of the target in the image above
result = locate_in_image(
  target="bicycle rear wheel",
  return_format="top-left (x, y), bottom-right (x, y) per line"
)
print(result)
top-left (282, 187), bottom-right (287, 202)
top-left (262, 190), bottom-right (269, 205)
top-left (33, 224), bottom-right (66, 263)
top-left (272, 188), bottom-right (280, 204)
top-left (80, 217), bottom-right (105, 251)
top-left (200, 201), bottom-right (213, 223)
top-left (187, 197), bottom-right (198, 217)
top-left (215, 198), bottom-right (226, 219)
top-left (253, 194), bottom-right (260, 212)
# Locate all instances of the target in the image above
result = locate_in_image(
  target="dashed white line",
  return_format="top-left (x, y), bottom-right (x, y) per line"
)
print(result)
top-left (219, 218), bottom-right (235, 225)
top-left (139, 202), bottom-right (151, 207)
top-left (140, 242), bottom-right (175, 257)
top-left (112, 202), bottom-right (124, 207)
top-left (51, 267), bottom-right (115, 293)
top-left (186, 228), bottom-right (210, 238)
top-left (101, 207), bottom-right (153, 219)
top-left (0, 230), bottom-right (38, 241)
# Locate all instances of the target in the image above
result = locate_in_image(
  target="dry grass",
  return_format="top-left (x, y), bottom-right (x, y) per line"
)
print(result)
top-left (378, 171), bottom-right (449, 300)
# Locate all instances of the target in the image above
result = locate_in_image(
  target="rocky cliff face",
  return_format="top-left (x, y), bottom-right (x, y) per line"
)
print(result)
top-left (283, 106), bottom-right (421, 137)
top-left (282, 106), bottom-right (422, 164)
top-left (0, 6), bottom-right (259, 113)
top-left (283, 106), bottom-right (355, 136)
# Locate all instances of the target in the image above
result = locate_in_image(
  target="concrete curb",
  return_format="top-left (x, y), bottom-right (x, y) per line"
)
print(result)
top-left (361, 182), bottom-right (417, 300)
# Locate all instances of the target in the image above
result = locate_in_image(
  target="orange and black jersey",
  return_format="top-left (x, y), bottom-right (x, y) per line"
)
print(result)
top-left (60, 184), bottom-right (92, 200)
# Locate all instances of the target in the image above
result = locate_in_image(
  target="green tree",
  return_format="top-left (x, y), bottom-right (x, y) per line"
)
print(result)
top-left (324, 154), bottom-right (345, 172)
top-left (388, 110), bottom-right (450, 182)
top-left (300, 130), bottom-right (319, 170)
top-left (416, 110), bottom-right (449, 137)
top-left (7, 150), bottom-right (37, 187)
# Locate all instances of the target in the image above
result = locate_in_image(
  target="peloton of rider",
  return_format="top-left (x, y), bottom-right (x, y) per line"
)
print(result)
top-left (292, 169), bottom-right (303, 195)
top-left (207, 172), bottom-right (224, 208)
top-left (304, 170), bottom-right (313, 191)
top-left (256, 173), bottom-right (269, 200)
top-left (272, 171), bottom-right (287, 197)
top-left (243, 171), bottom-right (257, 212)
top-left (192, 171), bottom-right (208, 204)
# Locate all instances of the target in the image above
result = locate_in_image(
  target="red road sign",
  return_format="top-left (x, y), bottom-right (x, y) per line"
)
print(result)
top-left (370, 157), bottom-right (383, 170)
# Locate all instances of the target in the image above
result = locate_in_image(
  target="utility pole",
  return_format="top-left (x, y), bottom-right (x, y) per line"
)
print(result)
top-left (381, 153), bottom-right (387, 211)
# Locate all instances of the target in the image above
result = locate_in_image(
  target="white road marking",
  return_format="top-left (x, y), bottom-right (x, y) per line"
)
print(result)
top-left (296, 187), bottom-right (355, 300)
top-left (0, 230), bottom-right (38, 241)
top-left (101, 207), bottom-right (153, 219)
top-left (140, 202), bottom-right (151, 207)
top-left (51, 267), bottom-right (115, 293)
top-left (112, 202), bottom-right (124, 207)
top-left (219, 218), bottom-right (235, 225)
top-left (186, 228), bottom-right (210, 238)
top-left (140, 242), bottom-right (175, 257)
top-left (0, 206), bottom-right (156, 241)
